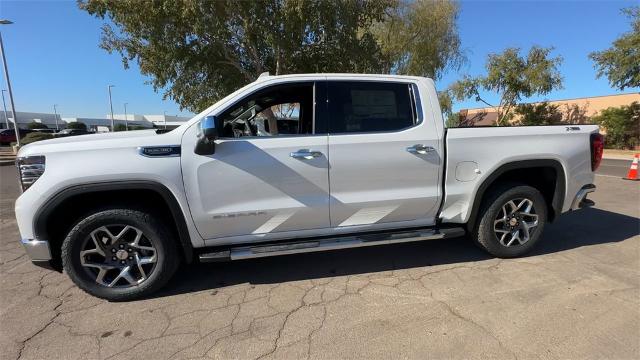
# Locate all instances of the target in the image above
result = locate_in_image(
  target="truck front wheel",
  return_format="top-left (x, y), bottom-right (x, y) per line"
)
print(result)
top-left (61, 208), bottom-right (179, 301)
top-left (473, 183), bottom-right (547, 258)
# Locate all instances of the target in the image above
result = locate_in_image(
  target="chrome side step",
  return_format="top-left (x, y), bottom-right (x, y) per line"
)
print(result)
top-left (198, 227), bottom-right (465, 262)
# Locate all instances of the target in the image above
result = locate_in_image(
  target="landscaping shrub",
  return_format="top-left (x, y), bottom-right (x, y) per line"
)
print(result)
top-left (592, 102), bottom-right (640, 149)
top-left (26, 122), bottom-right (48, 130)
top-left (21, 132), bottom-right (54, 144)
top-left (66, 122), bottom-right (87, 130)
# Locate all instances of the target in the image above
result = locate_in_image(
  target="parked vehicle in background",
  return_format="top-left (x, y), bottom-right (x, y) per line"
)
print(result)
top-left (0, 128), bottom-right (33, 145)
top-left (55, 128), bottom-right (91, 137)
top-left (14, 73), bottom-right (602, 301)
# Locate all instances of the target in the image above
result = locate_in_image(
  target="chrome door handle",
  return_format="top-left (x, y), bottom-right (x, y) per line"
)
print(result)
top-left (406, 144), bottom-right (435, 154)
top-left (290, 149), bottom-right (323, 160)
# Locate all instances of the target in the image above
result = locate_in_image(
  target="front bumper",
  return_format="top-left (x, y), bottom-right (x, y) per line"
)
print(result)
top-left (570, 184), bottom-right (596, 210)
top-left (20, 238), bottom-right (52, 261)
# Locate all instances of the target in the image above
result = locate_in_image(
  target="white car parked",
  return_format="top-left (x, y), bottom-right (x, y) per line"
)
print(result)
top-left (15, 74), bottom-right (602, 300)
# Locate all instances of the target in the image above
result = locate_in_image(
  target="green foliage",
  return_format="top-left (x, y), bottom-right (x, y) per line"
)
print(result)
top-left (66, 122), bottom-right (87, 130)
top-left (113, 123), bottom-right (127, 132)
top-left (372, 0), bottom-right (464, 79)
top-left (21, 132), bottom-right (54, 144)
top-left (437, 90), bottom-right (453, 118)
top-left (591, 102), bottom-right (640, 149)
top-left (444, 113), bottom-right (462, 128)
top-left (26, 122), bottom-right (48, 129)
top-left (437, 90), bottom-right (462, 128)
top-left (514, 102), bottom-right (563, 126)
top-left (79, 0), bottom-right (463, 112)
top-left (449, 46), bottom-right (563, 126)
top-left (129, 125), bottom-right (150, 130)
top-left (589, 7), bottom-right (640, 90)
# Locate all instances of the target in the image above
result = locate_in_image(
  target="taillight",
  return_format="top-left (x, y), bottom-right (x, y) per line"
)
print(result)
top-left (590, 133), bottom-right (604, 171)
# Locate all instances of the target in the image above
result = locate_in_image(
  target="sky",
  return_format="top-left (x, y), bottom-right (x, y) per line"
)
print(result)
top-left (0, 0), bottom-right (638, 118)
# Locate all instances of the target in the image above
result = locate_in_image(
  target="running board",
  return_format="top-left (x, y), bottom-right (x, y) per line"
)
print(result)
top-left (198, 227), bottom-right (465, 262)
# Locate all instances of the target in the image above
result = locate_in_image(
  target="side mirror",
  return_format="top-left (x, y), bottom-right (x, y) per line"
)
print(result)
top-left (195, 115), bottom-right (220, 155)
top-left (202, 115), bottom-right (218, 141)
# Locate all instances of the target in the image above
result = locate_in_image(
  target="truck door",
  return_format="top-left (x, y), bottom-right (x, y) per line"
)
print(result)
top-left (181, 81), bottom-right (331, 241)
top-left (326, 80), bottom-right (442, 229)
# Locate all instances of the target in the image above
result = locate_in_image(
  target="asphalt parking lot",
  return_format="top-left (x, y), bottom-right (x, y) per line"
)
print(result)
top-left (1, 164), bottom-right (638, 360)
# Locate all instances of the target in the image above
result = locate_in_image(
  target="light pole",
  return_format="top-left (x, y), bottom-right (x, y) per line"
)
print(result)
top-left (163, 110), bottom-right (167, 130)
top-left (0, 19), bottom-right (21, 146)
top-left (108, 85), bottom-right (115, 131)
top-left (53, 104), bottom-right (59, 131)
top-left (123, 102), bottom-right (128, 131)
top-left (1, 89), bottom-right (9, 130)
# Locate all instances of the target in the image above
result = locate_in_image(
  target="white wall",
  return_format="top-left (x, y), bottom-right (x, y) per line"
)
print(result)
top-left (0, 111), bottom-right (64, 129)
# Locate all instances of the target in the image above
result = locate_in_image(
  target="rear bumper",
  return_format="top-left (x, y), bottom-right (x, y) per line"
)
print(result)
top-left (20, 238), bottom-right (52, 261)
top-left (570, 184), bottom-right (596, 210)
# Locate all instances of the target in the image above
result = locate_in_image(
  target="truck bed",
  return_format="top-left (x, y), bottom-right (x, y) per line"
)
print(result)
top-left (440, 125), bottom-right (600, 224)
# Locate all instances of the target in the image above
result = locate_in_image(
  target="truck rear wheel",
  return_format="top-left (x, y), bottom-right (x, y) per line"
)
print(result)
top-left (473, 183), bottom-right (547, 258)
top-left (61, 208), bottom-right (179, 301)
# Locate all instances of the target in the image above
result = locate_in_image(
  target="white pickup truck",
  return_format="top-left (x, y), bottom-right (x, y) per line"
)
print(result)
top-left (15, 74), bottom-right (603, 300)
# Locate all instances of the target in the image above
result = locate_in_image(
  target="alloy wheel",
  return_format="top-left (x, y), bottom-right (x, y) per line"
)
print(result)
top-left (79, 225), bottom-right (157, 288)
top-left (493, 198), bottom-right (539, 247)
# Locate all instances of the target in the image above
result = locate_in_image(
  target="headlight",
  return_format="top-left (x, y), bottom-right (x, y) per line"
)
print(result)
top-left (16, 156), bottom-right (45, 191)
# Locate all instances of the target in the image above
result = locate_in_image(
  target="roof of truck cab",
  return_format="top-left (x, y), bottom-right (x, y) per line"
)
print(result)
top-left (254, 73), bottom-right (431, 83)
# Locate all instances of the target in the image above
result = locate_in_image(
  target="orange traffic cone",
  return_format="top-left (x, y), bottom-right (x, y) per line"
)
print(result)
top-left (624, 154), bottom-right (640, 181)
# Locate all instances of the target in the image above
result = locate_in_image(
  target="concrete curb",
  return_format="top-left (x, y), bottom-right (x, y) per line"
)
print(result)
top-left (603, 150), bottom-right (637, 161)
top-left (0, 160), bottom-right (15, 167)
top-left (603, 154), bottom-right (635, 161)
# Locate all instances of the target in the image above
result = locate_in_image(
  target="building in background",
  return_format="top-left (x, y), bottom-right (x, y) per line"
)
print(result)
top-left (459, 93), bottom-right (640, 126)
top-left (110, 114), bottom-right (191, 130)
top-left (63, 117), bottom-right (149, 132)
top-left (0, 111), bottom-right (64, 130)
top-left (0, 111), bottom-right (191, 131)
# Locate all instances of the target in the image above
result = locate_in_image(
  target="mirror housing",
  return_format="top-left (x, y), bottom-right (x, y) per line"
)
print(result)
top-left (202, 115), bottom-right (218, 140)
top-left (194, 115), bottom-right (220, 155)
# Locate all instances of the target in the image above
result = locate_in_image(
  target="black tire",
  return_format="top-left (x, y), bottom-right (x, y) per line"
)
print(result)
top-left (61, 208), bottom-right (180, 301)
top-left (472, 183), bottom-right (547, 258)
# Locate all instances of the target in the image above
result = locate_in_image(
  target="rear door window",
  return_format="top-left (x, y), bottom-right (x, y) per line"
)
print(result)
top-left (327, 81), bottom-right (415, 134)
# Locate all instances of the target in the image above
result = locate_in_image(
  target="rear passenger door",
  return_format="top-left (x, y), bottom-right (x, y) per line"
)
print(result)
top-left (326, 80), bottom-right (442, 229)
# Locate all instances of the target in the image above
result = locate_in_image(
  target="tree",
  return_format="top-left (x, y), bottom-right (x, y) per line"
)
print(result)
top-left (79, 0), bottom-right (464, 112)
top-left (372, 0), bottom-right (464, 79)
top-left (437, 90), bottom-right (452, 121)
top-left (589, 7), bottom-right (640, 90)
top-left (514, 102), bottom-right (563, 126)
top-left (26, 121), bottom-right (48, 129)
top-left (66, 122), bottom-right (87, 130)
top-left (449, 46), bottom-right (563, 126)
top-left (561, 103), bottom-right (590, 125)
top-left (591, 102), bottom-right (640, 149)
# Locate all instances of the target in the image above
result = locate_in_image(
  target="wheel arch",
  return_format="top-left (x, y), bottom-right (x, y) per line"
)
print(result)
top-left (466, 159), bottom-right (566, 231)
top-left (34, 181), bottom-right (194, 271)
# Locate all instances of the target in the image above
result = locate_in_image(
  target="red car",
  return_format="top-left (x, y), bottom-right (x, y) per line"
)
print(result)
top-left (0, 129), bottom-right (32, 145)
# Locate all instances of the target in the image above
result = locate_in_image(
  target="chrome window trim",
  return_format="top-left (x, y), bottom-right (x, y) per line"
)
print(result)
top-left (411, 83), bottom-right (424, 125)
top-left (216, 133), bottom-right (330, 141)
